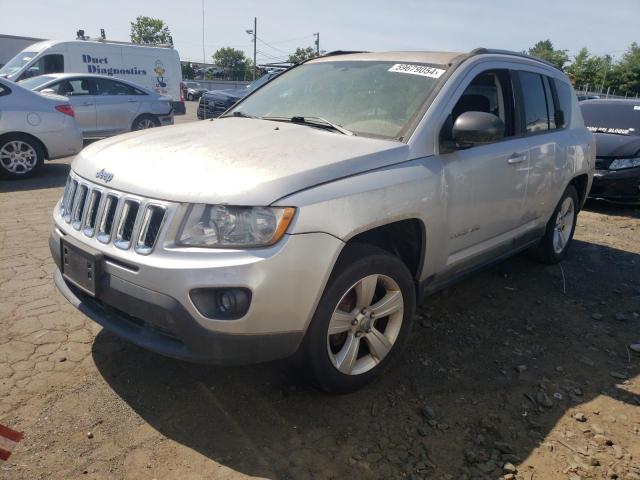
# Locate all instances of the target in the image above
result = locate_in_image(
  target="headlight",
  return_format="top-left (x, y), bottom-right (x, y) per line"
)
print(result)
top-left (177, 205), bottom-right (295, 248)
top-left (609, 158), bottom-right (640, 170)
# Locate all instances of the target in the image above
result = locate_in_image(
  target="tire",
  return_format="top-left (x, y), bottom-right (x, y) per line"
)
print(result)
top-left (530, 185), bottom-right (579, 264)
top-left (0, 133), bottom-right (44, 179)
top-left (132, 115), bottom-right (160, 131)
top-left (302, 244), bottom-right (416, 393)
top-left (187, 93), bottom-right (193, 101)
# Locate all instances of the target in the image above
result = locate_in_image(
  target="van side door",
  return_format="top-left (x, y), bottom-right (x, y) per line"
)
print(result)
top-left (94, 78), bottom-right (142, 135)
top-left (435, 67), bottom-right (532, 277)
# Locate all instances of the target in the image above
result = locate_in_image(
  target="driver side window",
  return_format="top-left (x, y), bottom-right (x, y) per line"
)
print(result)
top-left (445, 69), bottom-right (518, 145)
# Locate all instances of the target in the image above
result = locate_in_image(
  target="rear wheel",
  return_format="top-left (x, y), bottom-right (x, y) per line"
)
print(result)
top-left (132, 115), bottom-right (160, 131)
top-left (303, 245), bottom-right (415, 393)
top-left (0, 134), bottom-right (44, 179)
top-left (531, 185), bottom-right (579, 264)
top-left (187, 92), bottom-right (194, 101)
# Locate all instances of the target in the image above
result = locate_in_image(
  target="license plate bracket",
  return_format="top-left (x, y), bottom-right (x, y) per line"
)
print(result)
top-left (60, 240), bottom-right (102, 296)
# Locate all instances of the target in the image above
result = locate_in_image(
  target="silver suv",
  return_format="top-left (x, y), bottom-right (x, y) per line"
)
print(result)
top-left (50, 49), bottom-right (594, 392)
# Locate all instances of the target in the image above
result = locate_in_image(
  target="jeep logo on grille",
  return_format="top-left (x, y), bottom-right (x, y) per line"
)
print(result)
top-left (95, 168), bottom-right (114, 183)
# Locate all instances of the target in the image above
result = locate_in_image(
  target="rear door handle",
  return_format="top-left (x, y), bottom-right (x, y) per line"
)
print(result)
top-left (127, 99), bottom-right (137, 103)
top-left (507, 153), bottom-right (527, 165)
top-left (81, 102), bottom-right (93, 106)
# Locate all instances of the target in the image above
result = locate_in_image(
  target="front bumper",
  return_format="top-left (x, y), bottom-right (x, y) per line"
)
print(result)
top-left (589, 167), bottom-right (640, 203)
top-left (49, 225), bottom-right (343, 364)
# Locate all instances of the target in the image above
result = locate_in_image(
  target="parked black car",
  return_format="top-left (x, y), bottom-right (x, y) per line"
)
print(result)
top-left (183, 81), bottom-right (208, 101)
top-left (197, 71), bottom-right (281, 119)
top-left (581, 99), bottom-right (640, 203)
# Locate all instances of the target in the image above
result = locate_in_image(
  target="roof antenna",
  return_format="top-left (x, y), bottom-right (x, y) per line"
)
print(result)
top-left (100, 29), bottom-right (106, 40)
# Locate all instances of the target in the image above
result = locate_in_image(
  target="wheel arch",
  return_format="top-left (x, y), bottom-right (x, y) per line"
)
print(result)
top-left (569, 173), bottom-right (589, 209)
top-left (339, 218), bottom-right (427, 284)
top-left (0, 131), bottom-right (49, 159)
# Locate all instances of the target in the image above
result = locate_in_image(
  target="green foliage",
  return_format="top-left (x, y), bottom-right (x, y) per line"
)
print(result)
top-left (528, 40), bottom-right (569, 70)
top-left (528, 40), bottom-right (639, 96)
top-left (181, 62), bottom-right (195, 80)
top-left (130, 16), bottom-right (172, 45)
top-left (212, 47), bottom-right (253, 79)
top-left (610, 42), bottom-right (640, 95)
top-left (288, 47), bottom-right (318, 64)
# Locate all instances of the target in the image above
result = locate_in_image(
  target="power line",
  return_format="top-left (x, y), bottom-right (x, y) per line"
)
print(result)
top-left (256, 37), bottom-right (291, 55)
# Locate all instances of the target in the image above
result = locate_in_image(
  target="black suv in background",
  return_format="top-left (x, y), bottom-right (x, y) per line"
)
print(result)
top-left (581, 99), bottom-right (640, 203)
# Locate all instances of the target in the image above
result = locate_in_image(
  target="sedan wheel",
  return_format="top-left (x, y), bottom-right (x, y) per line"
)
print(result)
top-left (0, 136), bottom-right (43, 179)
top-left (133, 116), bottom-right (159, 131)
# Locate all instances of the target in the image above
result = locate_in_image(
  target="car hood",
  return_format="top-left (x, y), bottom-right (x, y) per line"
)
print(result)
top-left (203, 89), bottom-right (244, 100)
top-left (72, 117), bottom-right (409, 205)
top-left (594, 133), bottom-right (640, 158)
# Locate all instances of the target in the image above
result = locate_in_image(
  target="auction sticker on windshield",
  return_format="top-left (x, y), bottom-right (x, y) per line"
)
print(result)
top-left (388, 64), bottom-right (445, 78)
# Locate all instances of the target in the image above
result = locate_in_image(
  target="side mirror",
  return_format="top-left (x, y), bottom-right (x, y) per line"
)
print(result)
top-left (40, 88), bottom-right (58, 96)
top-left (451, 111), bottom-right (505, 149)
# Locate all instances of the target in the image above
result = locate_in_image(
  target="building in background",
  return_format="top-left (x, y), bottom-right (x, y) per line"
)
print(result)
top-left (0, 34), bottom-right (44, 68)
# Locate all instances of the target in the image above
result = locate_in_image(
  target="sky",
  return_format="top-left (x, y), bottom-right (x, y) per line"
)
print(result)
top-left (0, 0), bottom-right (638, 65)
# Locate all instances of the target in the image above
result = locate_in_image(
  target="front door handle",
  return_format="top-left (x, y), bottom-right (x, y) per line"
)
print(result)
top-left (127, 99), bottom-right (137, 103)
top-left (81, 102), bottom-right (93, 106)
top-left (507, 153), bottom-right (527, 165)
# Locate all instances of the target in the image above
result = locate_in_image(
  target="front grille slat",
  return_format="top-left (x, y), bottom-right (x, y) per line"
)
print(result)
top-left (58, 173), bottom-right (169, 255)
top-left (114, 200), bottom-right (140, 250)
top-left (135, 205), bottom-right (167, 255)
top-left (97, 194), bottom-right (119, 243)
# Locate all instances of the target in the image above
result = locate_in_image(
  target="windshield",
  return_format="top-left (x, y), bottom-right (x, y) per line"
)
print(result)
top-left (581, 102), bottom-right (640, 136)
top-left (0, 51), bottom-right (37, 76)
top-left (246, 72), bottom-right (278, 91)
top-left (230, 61), bottom-right (446, 139)
top-left (17, 75), bottom-right (56, 90)
top-left (187, 82), bottom-right (201, 88)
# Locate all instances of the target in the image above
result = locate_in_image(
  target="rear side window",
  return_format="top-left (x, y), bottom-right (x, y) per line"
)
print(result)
top-left (96, 79), bottom-right (140, 96)
top-left (554, 80), bottom-right (573, 128)
top-left (49, 78), bottom-right (95, 96)
top-left (518, 71), bottom-right (549, 133)
top-left (0, 84), bottom-right (10, 97)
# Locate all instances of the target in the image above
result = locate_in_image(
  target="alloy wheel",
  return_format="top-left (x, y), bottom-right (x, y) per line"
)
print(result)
top-left (326, 274), bottom-right (404, 375)
top-left (0, 140), bottom-right (38, 175)
top-left (136, 118), bottom-right (156, 130)
top-left (553, 196), bottom-right (575, 254)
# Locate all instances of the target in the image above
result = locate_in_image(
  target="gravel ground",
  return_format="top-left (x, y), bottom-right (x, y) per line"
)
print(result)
top-left (1, 111), bottom-right (639, 479)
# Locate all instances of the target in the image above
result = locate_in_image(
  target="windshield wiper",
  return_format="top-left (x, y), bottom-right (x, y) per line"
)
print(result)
top-left (263, 116), bottom-right (355, 135)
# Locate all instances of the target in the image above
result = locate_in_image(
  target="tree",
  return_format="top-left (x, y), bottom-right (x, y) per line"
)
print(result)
top-left (212, 47), bottom-right (252, 79)
top-left (181, 62), bottom-right (195, 80)
top-left (565, 48), bottom-right (611, 91)
top-left (528, 40), bottom-right (569, 70)
top-left (610, 42), bottom-right (640, 95)
top-left (130, 16), bottom-right (172, 44)
top-left (288, 47), bottom-right (318, 64)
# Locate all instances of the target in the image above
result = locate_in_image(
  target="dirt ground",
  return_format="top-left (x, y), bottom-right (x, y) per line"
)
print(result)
top-left (1, 132), bottom-right (639, 479)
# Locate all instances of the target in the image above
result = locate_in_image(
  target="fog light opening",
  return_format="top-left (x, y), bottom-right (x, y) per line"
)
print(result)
top-left (190, 287), bottom-right (251, 320)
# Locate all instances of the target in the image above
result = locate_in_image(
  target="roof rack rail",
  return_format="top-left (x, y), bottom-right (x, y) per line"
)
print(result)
top-left (323, 50), bottom-right (369, 56)
top-left (470, 48), bottom-right (559, 70)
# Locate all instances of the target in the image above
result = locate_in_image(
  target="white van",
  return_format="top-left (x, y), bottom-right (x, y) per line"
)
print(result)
top-left (0, 39), bottom-right (185, 114)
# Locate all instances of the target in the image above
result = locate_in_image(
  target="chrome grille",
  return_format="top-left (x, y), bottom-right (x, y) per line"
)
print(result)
top-left (59, 173), bottom-right (168, 254)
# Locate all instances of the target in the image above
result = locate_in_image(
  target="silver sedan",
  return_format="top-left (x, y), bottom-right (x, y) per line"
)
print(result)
top-left (19, 74), bottom-right (174, 139)
top-left (0, 78), bottom-right (82, 179)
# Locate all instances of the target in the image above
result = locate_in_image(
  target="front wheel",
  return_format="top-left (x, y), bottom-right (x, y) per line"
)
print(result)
top-left (302, 245), bottom-right (415, 393)
top-left (187, 93), bottom-right (194, 101)
top-left (531, 185), bottom-right (579, 264)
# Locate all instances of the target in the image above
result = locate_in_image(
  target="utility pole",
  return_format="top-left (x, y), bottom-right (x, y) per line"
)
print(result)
top-left (201, 0), bottom-right (205, 64)
top-left (247, 18), bottom-right (256, 80)
top-left (314, 32), bottom-right (320, 56)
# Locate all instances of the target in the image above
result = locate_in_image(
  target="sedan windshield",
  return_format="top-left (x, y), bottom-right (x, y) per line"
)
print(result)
top-left (581, 102), bottom-right (640, 136)
top-left (229, 61), bottom-right (447, 139)
top-left (17, 75), bottom-right (56, 90)
top-left (0, 51), bottom-right (37, 76)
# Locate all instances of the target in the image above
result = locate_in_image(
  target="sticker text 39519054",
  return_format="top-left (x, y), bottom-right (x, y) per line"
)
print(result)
top-left (388, 64), bottom-right (445, 78)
